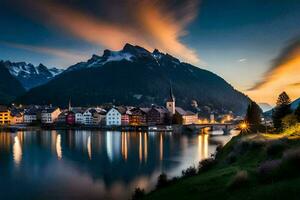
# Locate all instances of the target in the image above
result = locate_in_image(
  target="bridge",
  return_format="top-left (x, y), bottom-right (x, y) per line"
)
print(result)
top-left (184, 123), bottom-right (237, 135)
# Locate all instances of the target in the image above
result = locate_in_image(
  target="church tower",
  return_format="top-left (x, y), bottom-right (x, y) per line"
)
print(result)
top-left (166, 84), bottom-right (175, 115)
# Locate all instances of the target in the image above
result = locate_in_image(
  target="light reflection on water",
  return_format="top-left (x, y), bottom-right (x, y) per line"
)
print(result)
top-left (0, 130), bottom-right (237, 200)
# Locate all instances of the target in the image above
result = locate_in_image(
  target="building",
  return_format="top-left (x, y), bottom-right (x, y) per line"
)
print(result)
top-left (147, 105), bottom-right (169, 125)
top-left (0, 106), bottom-right (11, 125)
top-left (166, 85), bottom-right (176, 115)
top-left (117, 106), bottom-right (130, 125)
top-left (72, 108), bottom-right (85, 124)
top-left (83, 108), bottom-right (106, 125)
top-left (41, 107), bottom-right (61, 124)
top-left (129, 107), bottom-right (148, 126)
top-left (24, 107), bottom-right (39, 124)
top-left (174, 107), bottom-right (198, 125)
top-left (106, 107), bottom-right (122, 126)
top-left (66, 111), bottom-right (75, 125)
top-left (10, 109), bottom-right (24, 124)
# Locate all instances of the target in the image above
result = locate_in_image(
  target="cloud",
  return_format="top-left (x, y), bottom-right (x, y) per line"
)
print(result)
top-left (246, 37), bottom-right (300, 104)
top-left (1, 41), bottom-right (88, 66)
top-left (13, 0), bottom-right (201, 64)
top-left (237, 58), bottom-right (247, 63)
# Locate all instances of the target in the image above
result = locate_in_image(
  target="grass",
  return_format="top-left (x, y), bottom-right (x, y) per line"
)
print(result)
top-left (144, 133), bottom-right (300, 200)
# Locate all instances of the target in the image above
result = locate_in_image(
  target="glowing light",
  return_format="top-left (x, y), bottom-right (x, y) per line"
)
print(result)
top-left (13, 136), bottom-right (22, 165)
top-left (87, 135), bottom-right (92, 160)
top-left (240, 122), bottom-right (249, 132)
top-left (139, 132), bottom-right (142, 163)
top-left (56, 134), bottom-right (62, 160)
top-left (160, 133), bottom-right (163, 161)
top-left (144, 132), bottom-right (148, 163)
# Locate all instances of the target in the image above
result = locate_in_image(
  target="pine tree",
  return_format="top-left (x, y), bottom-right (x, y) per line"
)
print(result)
top-left (272, 92), bottom-right (292, 131)
top-left (276, 91), bottom-right (291, 106)
top-left (245, 101), bottom-right (262, 126)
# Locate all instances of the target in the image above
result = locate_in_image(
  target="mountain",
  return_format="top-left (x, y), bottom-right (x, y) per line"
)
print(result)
top-left (17, 44), bottom-right (250, 114)
top-left (258, 103), bottom-right (273, 112)
top-left (2, 60), bottom-right (63, 90)
top-left (0, 61), bottom-right (26, 104)
top-left (291, 98), bottom-right (300, 110)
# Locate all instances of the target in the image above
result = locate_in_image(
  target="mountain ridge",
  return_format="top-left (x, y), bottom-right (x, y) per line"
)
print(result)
top-left (1, 60), bottom-right (63, 90)
top-left (16, 44), bottom-right (250, 114)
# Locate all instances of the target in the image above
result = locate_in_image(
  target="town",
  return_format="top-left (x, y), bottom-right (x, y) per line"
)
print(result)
top-left (0, 88), bottom-right (235, 130)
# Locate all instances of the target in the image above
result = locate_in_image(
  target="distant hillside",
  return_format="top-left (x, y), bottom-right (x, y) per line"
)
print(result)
top-left (2, 60), bottom-right (63, 90)
top-left (0, 61), bottom-right (25, 104)
top-left (17, 44), bottom-right (250, 114)
top-left (291, 98), bottom-right (300, 110)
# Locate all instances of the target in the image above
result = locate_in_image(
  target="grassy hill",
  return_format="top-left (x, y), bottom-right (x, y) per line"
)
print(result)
top-left (145, 132), bottom-right (300, 200)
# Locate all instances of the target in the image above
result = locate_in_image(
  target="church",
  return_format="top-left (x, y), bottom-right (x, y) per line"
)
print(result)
top-left (166, 86), bottom-right (199, 125)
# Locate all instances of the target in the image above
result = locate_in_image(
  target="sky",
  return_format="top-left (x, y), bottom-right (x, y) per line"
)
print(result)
top-left (0, 0), bottom-right (300, 105)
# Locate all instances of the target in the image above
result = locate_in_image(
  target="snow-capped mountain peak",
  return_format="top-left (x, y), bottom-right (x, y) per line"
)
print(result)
top-left (2, 60), bottom-right (63, 90)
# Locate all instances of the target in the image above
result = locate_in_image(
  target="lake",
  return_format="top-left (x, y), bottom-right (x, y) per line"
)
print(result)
top-left (0, 130), bottom-right (237, 200)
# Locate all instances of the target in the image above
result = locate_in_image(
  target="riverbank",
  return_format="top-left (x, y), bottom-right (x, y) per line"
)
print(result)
top-left (0, 124), bottom-right (177, 132)
top-left (145, 132), bottom-right (300, 200)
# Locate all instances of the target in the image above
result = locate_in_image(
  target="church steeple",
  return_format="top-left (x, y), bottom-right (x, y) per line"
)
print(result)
top-left (169, 83), bottom-right (175, 102)
top-left (68, 98), bottom-right (72, 111)
top-left (166, 83), bottom-right (176, 115)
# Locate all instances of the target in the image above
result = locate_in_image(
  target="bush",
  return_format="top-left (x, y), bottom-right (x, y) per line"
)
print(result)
top-left (283, 123), bottom-right (300, 135)
top-left (182, 166), bottom-right (197, 177)
top-left (257, 159), bottom-right (281, 182)
top-left (266, 140), bottom-right (286, 157)
top-left (228, 170), bottom-right (249, 190)
top-left (156, 173), bottom-right (168, 189)
top-left (279, 148), bottom-right (300, 178)
top-left (198, 158), bottom-right (216, 173)
top-left (226, 152), bottom-right (237, 164)
top-left (131, 188), bottom-right (145, 200)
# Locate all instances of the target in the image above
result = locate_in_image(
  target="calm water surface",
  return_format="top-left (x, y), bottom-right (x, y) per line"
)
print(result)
top-left (0, 130), bottom-right (237, 200)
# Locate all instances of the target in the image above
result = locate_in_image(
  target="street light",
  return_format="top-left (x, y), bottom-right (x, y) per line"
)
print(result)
top-left (240, 121), bottom-right (249, 133)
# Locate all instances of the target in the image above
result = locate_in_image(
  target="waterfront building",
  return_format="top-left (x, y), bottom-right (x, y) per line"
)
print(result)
top-left (106, 107), bottom-right (122, 126)
top-left (147, 105), bottom-right (169, 125)
top-left (117, 106), bottom-right (130, 125)
top-left (66, 111), bottom-right (75, 125)
top-left (41, 107), bottom-right (61, 124)
top-left (174, 107), bottom-right (198, 125)
top-left (129, 107), bottom-right (148, 126)
top-left (0, 106), bottom-right (11, 125)
top-left (10, 109), bottom-right (24, 124)
top-left (71, 108), bottom-right (85, 124)
top-left (83, 108), bottom-right (106, 125)
top-left (24, 107), bottom-right (39, 124)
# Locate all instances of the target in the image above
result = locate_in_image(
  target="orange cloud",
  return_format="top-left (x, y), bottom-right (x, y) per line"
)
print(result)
top-left (247, 39), bottom-right (300, 104)
top-left (19, 0), bottom-right (201, 64)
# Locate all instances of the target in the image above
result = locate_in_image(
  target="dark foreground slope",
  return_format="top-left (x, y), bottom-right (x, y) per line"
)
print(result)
top-left (17, 44), bottom-right (249, 114)
top-left (146, 133), bottom-right (300, 200)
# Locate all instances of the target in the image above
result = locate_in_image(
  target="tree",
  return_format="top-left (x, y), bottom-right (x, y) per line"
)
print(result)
top-left (245, 101), bottom-right (262, 126)
top-left (295, 104), bottom-right (300, 122)
top-left (282, 114), bottom-right (298, 130)
top-left (272, 92), bottom-right (292, 131)
top-left (276, 91), bottom-right (291, 106)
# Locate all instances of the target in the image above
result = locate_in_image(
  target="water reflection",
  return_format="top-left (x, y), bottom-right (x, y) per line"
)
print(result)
top-left (56, 134), bottom-right (62, 160)
top-left (13, 135), bottom-right (22, 165)
top-left (0, 130), bottom-right (234, 200)
top-left (198, 134), bottom-right (209, 160)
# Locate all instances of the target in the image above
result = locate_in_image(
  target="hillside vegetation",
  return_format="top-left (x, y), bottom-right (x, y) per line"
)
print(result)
top-left (145, 131), bottom-right (300, 200)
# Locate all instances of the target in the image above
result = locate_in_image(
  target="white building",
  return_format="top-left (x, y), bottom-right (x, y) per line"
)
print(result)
top-left (24, 108), bottom-right (39, 124)
top-left (106, 107), bottom-right (121, 126)
top-left (41, 107), bottom-right (61, 124)
top-left (83, 109), bottom-right (93, 125)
